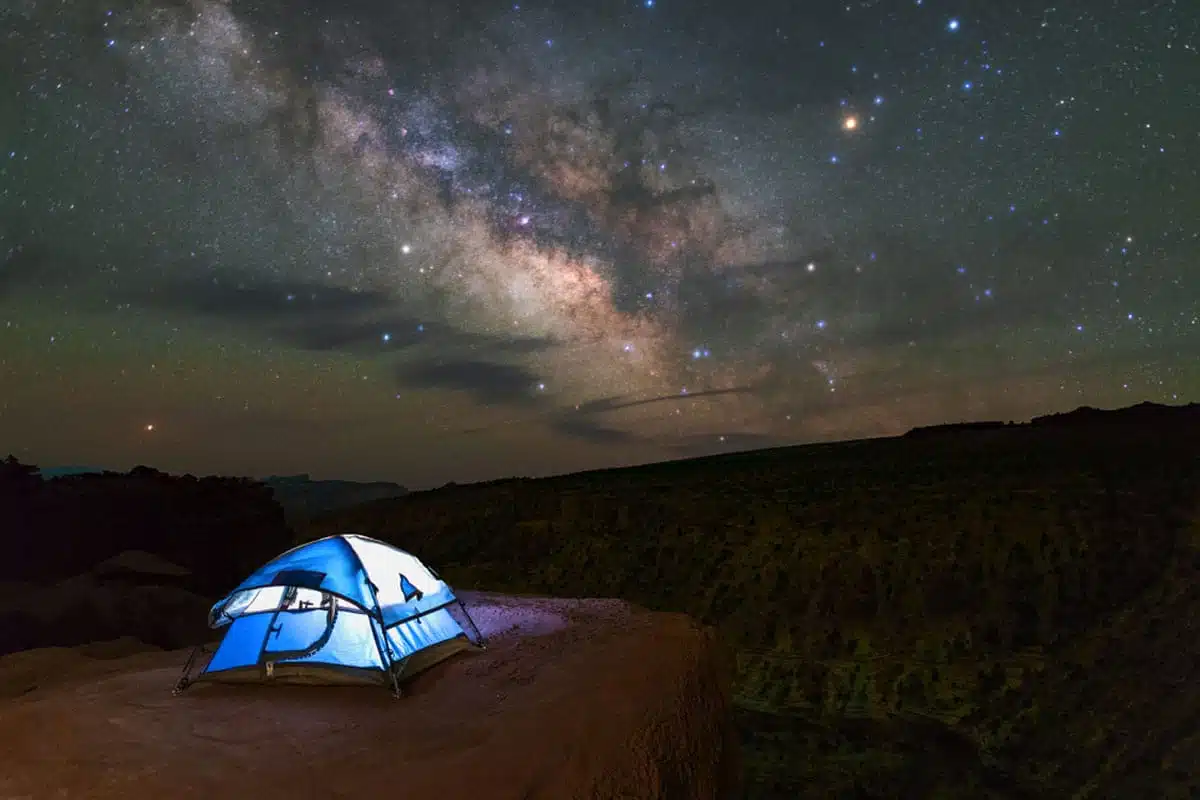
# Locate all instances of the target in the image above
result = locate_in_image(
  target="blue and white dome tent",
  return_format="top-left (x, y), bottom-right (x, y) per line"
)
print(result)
top-left (173, 534), bottom-right (485, 697)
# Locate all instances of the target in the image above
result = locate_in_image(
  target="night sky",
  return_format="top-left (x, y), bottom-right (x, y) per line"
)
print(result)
top-left (1, 0), bottom-right (1196, 487)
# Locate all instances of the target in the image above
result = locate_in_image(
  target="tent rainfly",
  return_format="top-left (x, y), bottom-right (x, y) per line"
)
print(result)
top-left (173, 534), bottom-right (485, 697)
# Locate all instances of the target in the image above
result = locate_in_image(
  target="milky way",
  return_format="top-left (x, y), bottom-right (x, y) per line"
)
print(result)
top-left (0, 0), bottom-right (1196, 484)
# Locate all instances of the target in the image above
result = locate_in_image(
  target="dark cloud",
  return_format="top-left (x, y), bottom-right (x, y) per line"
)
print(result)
top-left (452, 385), bottom-right (761, 445)
top-left (121, 272), bottom-right (556, 355)
top-left (395, 357), bottom-right (545, 406)
top-left (281, 317), bottom-right (421, 352)
top-left (129, 272), bottom-right (392, 319)
top-left (547, 416), bottom-right (642, 445)
top-left (277, 315), bottom-right (553, 355)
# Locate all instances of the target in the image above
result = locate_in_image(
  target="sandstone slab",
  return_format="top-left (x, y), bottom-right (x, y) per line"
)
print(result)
top-left (0, 594), bottom-right (738, 799)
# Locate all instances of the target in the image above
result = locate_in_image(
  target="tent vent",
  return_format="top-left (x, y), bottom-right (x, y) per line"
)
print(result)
top-left (273, 569), bottom-right (325, 590)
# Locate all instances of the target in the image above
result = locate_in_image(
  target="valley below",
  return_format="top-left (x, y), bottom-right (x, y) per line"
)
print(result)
top-left (305, 403), bottom-right (1200, 796)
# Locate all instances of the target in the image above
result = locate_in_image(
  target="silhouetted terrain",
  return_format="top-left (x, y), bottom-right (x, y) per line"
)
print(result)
top-left (38, 466), bottom-right (108, 478)
top-left (0, 461), bottom-right (291, 656)
top-left (306, 402), bottom-right (1200, 797)
top-left (263, 474), bottom-right (408, 523)
top-left (32, 469), bottom-right (409, 524)
top-left (0, 462), bottom-right (290, 591)
top-left (3, 400), bottom-right (1199, 796)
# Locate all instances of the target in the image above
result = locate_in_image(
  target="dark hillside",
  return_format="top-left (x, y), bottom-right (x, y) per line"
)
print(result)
top-left (0, 462), bottom-right (290, 593)
top-left (263, 474), bottom-right (408, 524)
top-left (0, 459), bottom-right (292, 655)
top-left (308, 403), bottom-right (1200, 796)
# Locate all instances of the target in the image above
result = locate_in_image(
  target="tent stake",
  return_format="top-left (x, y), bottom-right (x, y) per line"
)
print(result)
top-left (172, 644), bottom-right (206, 695)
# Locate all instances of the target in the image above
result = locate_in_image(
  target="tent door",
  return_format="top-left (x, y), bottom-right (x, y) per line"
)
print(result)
top-left (261, 591), bottom-right (338, 662)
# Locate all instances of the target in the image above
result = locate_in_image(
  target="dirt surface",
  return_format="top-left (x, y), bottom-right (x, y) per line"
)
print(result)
top-left (0, 593), bottom-right (738, 799)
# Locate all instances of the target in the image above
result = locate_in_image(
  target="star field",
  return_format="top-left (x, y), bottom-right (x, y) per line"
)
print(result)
top-left (0, 0), bottom-right (1197, 486)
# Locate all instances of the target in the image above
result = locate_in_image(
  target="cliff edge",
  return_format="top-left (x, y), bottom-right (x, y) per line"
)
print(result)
top-left (0, 594), bottom-right (738, 800)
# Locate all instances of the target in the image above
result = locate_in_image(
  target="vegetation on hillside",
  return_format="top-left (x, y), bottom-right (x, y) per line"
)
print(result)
top-left (308, 406), bottom-right (1200, 797)
top-left (0, 457), bottom-right (291, 595)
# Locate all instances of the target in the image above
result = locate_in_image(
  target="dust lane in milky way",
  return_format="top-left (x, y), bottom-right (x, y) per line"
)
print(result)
top-left (0, 0), bottom-right (1196, 485)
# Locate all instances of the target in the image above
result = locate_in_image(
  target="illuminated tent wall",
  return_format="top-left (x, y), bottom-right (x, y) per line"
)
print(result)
top-left (173, 534), bottom-right (484, 696)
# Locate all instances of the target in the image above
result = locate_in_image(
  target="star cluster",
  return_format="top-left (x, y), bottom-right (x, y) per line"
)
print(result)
top-left (0, 0), bottom-right (1196, 485)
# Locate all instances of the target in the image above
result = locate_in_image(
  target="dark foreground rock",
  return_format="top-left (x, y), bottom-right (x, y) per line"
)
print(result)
top-left (0, 551), bottom-right (213, 657)
top-left (0, 594), bottom-right (739, 800)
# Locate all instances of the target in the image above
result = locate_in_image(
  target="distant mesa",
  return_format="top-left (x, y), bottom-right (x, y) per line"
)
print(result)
top-left (902, 420), bottom-right (1012, 438)
top-left (263, 473), bottom-right (317, 484)
top-left (1029, 400), bottom-right (1200, 428)
top-left (30, 468), bottom-right (408, 523)
top-left (39, 466), bottom-right (109, 478)
top-left (262, 474), bottom-right (409, 523)
top-left (904, 400), bottom-right (1199, 438)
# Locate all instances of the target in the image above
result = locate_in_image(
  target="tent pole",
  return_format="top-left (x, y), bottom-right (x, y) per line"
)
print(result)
top-left (379, 632), bottom-right (403, 699)
top-left (368, 615), bottom-right (400, 697)
top-left (362, 578), bottom-right (403, 698)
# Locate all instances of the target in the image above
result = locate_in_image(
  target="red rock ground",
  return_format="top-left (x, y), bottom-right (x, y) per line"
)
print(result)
top-left (0, 594), bottom-right (739, 799)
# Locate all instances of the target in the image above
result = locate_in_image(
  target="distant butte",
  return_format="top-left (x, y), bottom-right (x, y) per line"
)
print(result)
top-left (904, 400), bottom-right (1200, 438)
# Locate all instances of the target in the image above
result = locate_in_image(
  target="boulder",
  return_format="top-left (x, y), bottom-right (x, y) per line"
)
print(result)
top-left (0, 551), bottom-right (212, 656)
top-left (0, 594), bottom-right (739, 799)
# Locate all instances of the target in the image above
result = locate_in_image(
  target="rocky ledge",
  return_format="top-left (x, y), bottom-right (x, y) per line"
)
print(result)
top-left (0, 594), bottom-right (739, 800)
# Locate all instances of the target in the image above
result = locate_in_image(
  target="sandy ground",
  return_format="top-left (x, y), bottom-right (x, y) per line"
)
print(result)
top-left (0, 593), bottom-right (737, 799)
